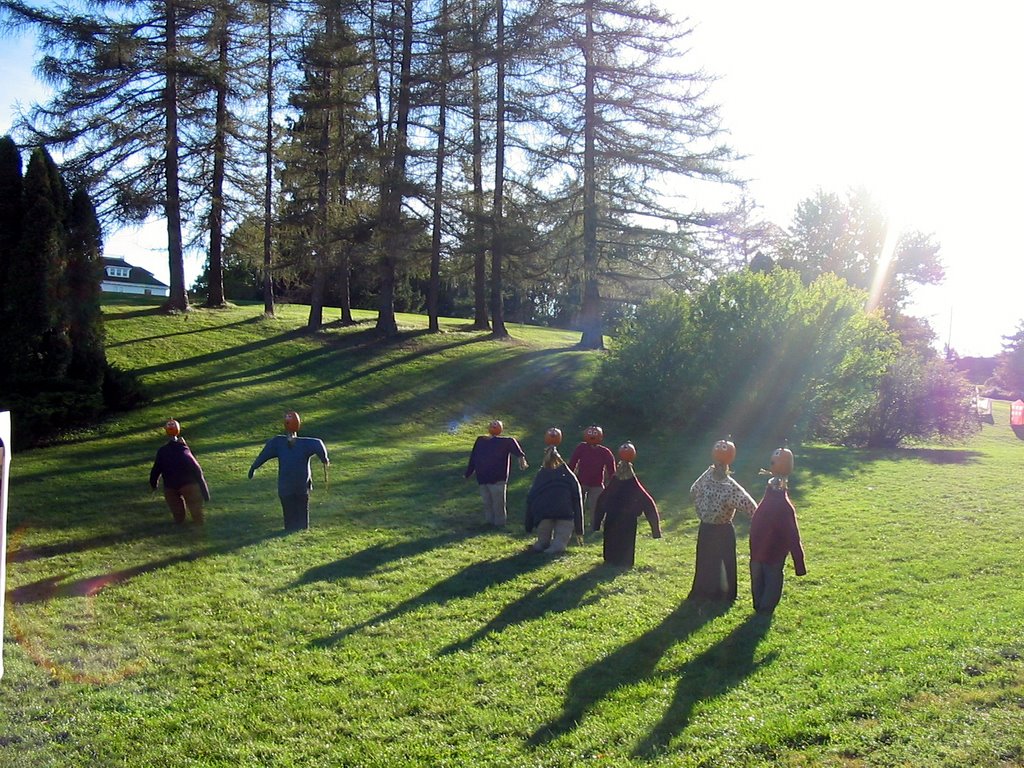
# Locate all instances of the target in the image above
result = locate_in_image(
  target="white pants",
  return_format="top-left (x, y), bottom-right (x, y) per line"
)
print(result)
top-left (532, 519), bottom-right (575, 553)
top-left (479, 482), bottom-right (508, 526)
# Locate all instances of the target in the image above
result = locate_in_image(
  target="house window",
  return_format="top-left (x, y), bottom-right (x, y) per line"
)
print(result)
top-left (106, 266), bottom-right (130, 278)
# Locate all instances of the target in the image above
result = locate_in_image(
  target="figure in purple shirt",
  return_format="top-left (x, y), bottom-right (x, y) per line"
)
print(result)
top-left (249, 411), bottom-right (330, 532)
top-left (464, 419), bottom-right (528, 527)
top-left (150, 419), bottom-right (210, 525)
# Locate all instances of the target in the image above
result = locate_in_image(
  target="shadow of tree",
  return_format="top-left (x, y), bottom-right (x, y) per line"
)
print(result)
top-left (632, 612), bottom-right (775, 758)
top-left (528, 599), bottom-right (730, 747)
top-left (310, 550), bottom-right (549, 648)
top-left (6, 519), bottom-right (181, 563)
top-left (438, 563), bottom-right (623, 656)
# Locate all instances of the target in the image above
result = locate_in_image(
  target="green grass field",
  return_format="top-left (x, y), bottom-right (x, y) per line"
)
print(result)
top-left (2, 299), bottom-right (1023, 767)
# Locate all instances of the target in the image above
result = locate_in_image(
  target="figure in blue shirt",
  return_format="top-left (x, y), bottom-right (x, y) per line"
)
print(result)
top-left (249, 410), bottom-right (330, 532)
top-left (464, 419), bottom-right (528, 527)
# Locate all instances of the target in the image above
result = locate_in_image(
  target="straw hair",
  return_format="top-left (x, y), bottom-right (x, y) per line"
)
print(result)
top-left (542, 445), bottom-right (564, 469)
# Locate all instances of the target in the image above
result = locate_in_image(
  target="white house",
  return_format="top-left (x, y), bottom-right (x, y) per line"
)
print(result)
top-left (100, 257), bottom-right (170, 297)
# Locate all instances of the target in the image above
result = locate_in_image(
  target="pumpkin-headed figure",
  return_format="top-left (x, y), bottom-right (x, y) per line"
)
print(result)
top-left (249, 411), bottom-right (330, 532)
top-left (593, 440), bottom-right (662, 567)
top-left (544, 427), bottom-right (562, 446)
top-left (151, 419), bottom-right (210, 525)
top-left (618, 442), bottom-right (637, 463)
top-left (465, 419), bottom-right (528, 527)
top-left (569, 426), bottom-right (617, 526)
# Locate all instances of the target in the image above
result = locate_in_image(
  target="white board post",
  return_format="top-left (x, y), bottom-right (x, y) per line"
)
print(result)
top-left (0, 412), bottom-right (11, 681)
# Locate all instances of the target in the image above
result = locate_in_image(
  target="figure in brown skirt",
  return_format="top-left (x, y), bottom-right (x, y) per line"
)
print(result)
top-left (593, 442), bottom-right (662, 567)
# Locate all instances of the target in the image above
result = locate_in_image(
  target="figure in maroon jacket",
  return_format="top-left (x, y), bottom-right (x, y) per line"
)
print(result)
top-left (749, 447), bottom-right (806, 613)
top-left (593, 443), bottom-right (662, 567)
top-left (150, 419), bottom-right (210, 525)
top-left (568, 425), bottom-right (616, 530)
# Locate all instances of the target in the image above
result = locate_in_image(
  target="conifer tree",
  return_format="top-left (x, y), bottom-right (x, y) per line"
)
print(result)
top-left (66, 188), bottom-right (107, 392)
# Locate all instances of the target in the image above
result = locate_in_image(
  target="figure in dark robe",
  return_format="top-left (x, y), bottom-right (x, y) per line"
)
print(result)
top-left (592, 444), bottom-right (661, 567)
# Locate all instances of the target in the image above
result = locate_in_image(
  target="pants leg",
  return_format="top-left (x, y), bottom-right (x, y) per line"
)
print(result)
top-left (280, 493), bottom-right (311, 531)
top-left (751, 560), bottom-right (785, 613)
top-left (163, 488), bottom-right (187, 524)
top-left (179, 483), bottom-right (205, 524)
top-left (533, 518), bottom-right (554, 551)
top-left (479, 482), bottom-right (508, 526)
top-left (582, 486), bottom-right (602, 529)
top-left (547, 520), bottom-right (575, 554)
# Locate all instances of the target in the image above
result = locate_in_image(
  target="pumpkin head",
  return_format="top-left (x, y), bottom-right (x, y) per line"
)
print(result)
top-left (618, 442), bottom-right (637, 462)
top-left (165, 419), bottom-right (181, 437)
top-left (583, 425), bottom-right (604, 445)
top-left (488, 420), bottom-right (504, 436)
top-left (769, 447), bottom-right (794, 476)
top-left (544, 427), bottom-right (562, 446)
top-left (284, 411), bottom-right (301, 434)
top-left (712, 438), bottom-right (736, 466)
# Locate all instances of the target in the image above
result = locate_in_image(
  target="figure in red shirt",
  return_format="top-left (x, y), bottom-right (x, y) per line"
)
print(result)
top-left (568, 425), bottom-right (616, 530)
top-left (749, 447), bottom-right (806, 613)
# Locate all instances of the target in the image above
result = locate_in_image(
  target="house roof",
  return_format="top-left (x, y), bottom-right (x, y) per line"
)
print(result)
top-left (101, 256), bottom-right (169, 289)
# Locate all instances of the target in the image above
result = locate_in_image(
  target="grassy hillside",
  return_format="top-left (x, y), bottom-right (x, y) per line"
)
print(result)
top-left (2, 299), bottom-right (1023, 767)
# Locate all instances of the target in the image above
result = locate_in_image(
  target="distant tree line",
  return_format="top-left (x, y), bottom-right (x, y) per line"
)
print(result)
top-left (0, 136), bottom-right (147, 447)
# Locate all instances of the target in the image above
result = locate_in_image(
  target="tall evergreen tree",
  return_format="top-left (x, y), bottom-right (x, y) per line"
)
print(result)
top-left (9, 147), bottom-right (71, 384)
top-left (0, 135), bottom-right (25, 390)
top-left (65, 188), bottom-right (107, 390)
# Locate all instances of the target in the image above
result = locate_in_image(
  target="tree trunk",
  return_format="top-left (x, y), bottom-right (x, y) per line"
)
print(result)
top-left (427, 0), bottom-right (450, 333)
top-left (375, 0), bottom-right (413, 337)
top-left (204, 6), bottom-right (229, 308)
top-left (490, 0), bottom-right (508, 339)
top-left (262, 0), bottom-right (275, 317)
top-left (163, 0), bottom-right (189, 313)
top-left (469, 0), bottom-right (488, 330)
top-left (577, 0), bottom-right (603, 349)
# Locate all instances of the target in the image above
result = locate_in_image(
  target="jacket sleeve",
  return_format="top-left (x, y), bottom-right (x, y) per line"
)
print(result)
top-left (525, 476), bottom-right (539, 532)
top-left (464, 438), bottom-right (479, 478)
top-left (149, 453), bottom-right (162, 489)
top-left (570, 473), bottom-right (584, 535)
top-left (315, 438), bottom-right (329, 465)
top-left (248, 440), bottom-right (275, 478)
top-left (602, 449), bottom-right (616, 485)
top-left (190, 455), bottom-right (210, 502)
top-left (637, 481), bottom-right (661, 538)
top-left (788, 506), bottom-right (807, 576)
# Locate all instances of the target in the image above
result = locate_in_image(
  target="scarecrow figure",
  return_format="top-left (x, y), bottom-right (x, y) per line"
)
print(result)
top-left (464, 419), bottom-right (528, 527)
top-left (568, 425), bottom-right (616, 530)
top-left (150, 419), bottom-right (210, 525)
top-left (249, 410), bottom-right (329, 532)
top-left (749, 447), bottom-right (806, 613)
top-left (593, 442), bottom-right (661, 568)
top-left (525, 429), bottom-right (584, 555)
top-left (688, 437), bottom-right (756, 601)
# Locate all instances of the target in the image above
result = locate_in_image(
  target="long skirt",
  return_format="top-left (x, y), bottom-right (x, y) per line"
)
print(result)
top-left (603, 510), bottom-right (639, 567)
top-left (688, 521), bottom-right (737, 601)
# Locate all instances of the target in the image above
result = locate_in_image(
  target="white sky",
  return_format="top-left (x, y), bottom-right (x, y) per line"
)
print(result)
top-left (671, 0), bottom-right (1024, 356)
top-left (3, 2), bottom-right (1023, 355)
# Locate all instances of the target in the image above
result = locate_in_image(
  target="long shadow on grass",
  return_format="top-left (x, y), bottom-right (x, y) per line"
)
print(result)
top-left (6, 519), bottom-right (181, 563)
top-left (632, 612), bottom-right (775, 758)
top-left (310, 549), bottom-right (549, 647)
top-left (528, 599), bottom-right (730, 747)
top-left (6, 527), bottom-right (287, 606)
top-left (438, 563), bottom-right (623, 656)
top-left (105, 315), bottom-right (266, 349)
top-left (279, 531), bottom-right (478, 590)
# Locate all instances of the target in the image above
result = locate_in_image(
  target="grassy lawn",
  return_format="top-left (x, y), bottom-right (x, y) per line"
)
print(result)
top-left (2, 299), bottom-right (1023, 767)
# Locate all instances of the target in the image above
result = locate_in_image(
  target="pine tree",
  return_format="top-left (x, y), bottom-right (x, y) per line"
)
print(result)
top-left (66, 188), bottom-right (107, 394)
